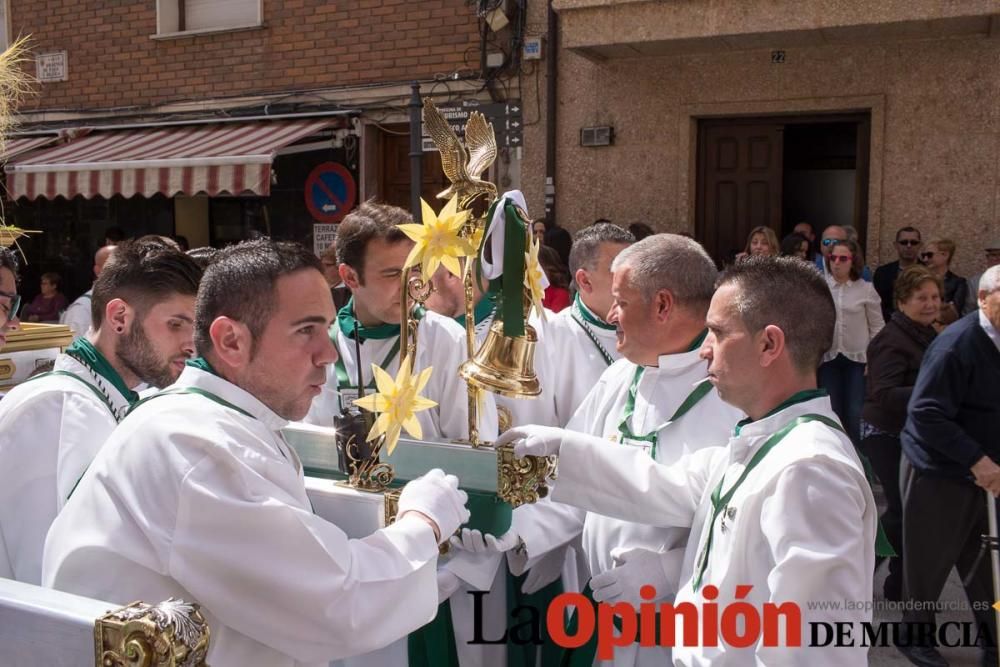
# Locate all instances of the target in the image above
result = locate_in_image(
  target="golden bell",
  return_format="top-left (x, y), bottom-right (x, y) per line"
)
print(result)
top-left (459, 319), bottom-right (541, 398)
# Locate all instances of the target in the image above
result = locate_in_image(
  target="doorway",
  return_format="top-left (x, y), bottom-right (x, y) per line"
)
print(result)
top-left (695, 113), bottom-right (870, 264)
top-left (377, 124), bottom-right (451, 212)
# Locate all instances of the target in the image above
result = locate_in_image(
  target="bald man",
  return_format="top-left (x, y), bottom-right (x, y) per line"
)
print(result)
top-left (62, 245), bottom-right (115, 339)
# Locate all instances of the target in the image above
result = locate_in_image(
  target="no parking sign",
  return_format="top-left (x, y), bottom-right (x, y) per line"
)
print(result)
top-left (305, 162), bottom-right (356, 223)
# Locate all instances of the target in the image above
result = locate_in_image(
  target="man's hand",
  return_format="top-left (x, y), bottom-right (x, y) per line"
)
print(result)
top-left (494, 425), bottom-right (565, 457)
top-left (972, 456), bottom-right (1000, 496)
top-left (397, 469), bottom-right (470, 543)
top-left (449, 528), bottom-right (520, 554)
top-left (589, 547), bottom-right (683, 606)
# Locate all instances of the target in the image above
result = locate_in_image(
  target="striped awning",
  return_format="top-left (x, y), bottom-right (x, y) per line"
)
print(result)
top-left (4, 119), bottom-right (333, 200)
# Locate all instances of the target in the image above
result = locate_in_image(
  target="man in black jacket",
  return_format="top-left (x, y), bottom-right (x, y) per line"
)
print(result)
top-left (873, 226), bottom-right (922, 320)
top-left (899, 264), bottom-right (1000, 667)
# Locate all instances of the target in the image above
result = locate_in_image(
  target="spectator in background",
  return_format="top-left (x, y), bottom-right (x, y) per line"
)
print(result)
top-left (843, 225), bottom-right (874, 281)
top-left (532, 220), bottom-right (546, 245)
top-left (964, 236), bottom-right (1000, 313)
top-left (819, 239), bottom-right (884, 445)
top-left (920, 238), bottom-right (968, 327)
top-left (898, 264), bottom-right (1000, 667)
top-left (61, 246), bottom-right (116, 340)
top-left (319, 240), bottom-right (351, 312)
top-left (860, 265), bottom-right (941, 602)
top-left (627, 222), bottom-right (655, 241)
top-left (538, 245), bottom-right (571, 312)
top-left (793, 221), bottom-right (816, 259)
top-left (103, 226), bottom-right (125, 246)
top-left (780, 232), bottom-right (810, 261)
top-left (736, 225), bottom-right (778, 261)
top-left (23, 272), bottom-right (68, 323)
top-left (544, 219), bottom-right (573, 269)
top-left (816, 224), bottom-right (847, 274)
top-left (873, 226), bottom-right (922, 321)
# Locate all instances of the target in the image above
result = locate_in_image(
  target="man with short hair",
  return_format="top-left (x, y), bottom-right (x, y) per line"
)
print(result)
top-left (496, 234), bottom-right (744, 666)
top-left (501, 255), bottom-right (876, 666)
top-left (305, 202), bottom-right (496, 440)
top-left (61, 244), bottom-right (115, 339)
top-left (815, 224), bottom-right (847, 274)
top-left (0, 247), bottom-right (20, 350)
top-left (873, 226), bottom-right (922, 319)
top-left (44, 239), bottom-right (469, 667)
top-left (0, 241), bottom-right (202, 584)
top-left (898, 264), bottom-right (1000, 667)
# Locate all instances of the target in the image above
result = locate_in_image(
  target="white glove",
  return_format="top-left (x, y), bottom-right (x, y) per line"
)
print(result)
top-left (397, 469), bottom-right (470, 543)
top-left (494, 425), bottom-right (565, 457)
top-left (450, 528), bottom-right (520, 554)
top-left (437, 569), bottom-right (461, 604)
top-left (520, 562), bottom-right (560, 595)
top-left (589, 547), bottom-right (684, 606)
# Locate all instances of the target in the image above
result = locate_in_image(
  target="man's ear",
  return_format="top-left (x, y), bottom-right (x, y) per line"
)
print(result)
top-left (340, 264), bottom-right (361, 291)
top-left (758, 324), bottom-right (786, 368)
top-left (209, 317), bottom-right (253, 369)
top-left (575, 268), bottom-right (592, 294)
top-left (653, 289), bottom-right (675, 323)
top-left (104, 298), bottom-right (135, 334)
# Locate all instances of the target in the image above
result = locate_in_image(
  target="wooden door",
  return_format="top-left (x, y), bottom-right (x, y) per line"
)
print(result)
top-left (379, 126), bottom-right (450, 214)
top-left (696, 121), bottom-right (783, 265)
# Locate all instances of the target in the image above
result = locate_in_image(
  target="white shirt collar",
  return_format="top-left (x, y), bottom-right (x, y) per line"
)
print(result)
top-left (979, 309), bottom-right (1000, 353)
top-left (734, 394), bottom-right (836, 440)
top-left (654, 347), bottom-right (707, 373)
top-left (175, 365), bottom-right (289, 431)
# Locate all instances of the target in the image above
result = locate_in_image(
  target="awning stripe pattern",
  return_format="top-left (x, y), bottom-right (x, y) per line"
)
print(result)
top-left (0, 135), bottom-right (59, 162)
top-left (4, 119), bottom-right (332, 200)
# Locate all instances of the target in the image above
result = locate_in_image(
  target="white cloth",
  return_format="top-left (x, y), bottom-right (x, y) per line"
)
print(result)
top-left (824, 276), bottom-right (884, 363)
top-left (43, 365), bottom-right (441, 667)
top-left (561, 350), bottom-right (741, 667)
top-left (979, 309), bottom-right (1000, 353)
top-left (0, 353), bottom-right (130, 584)
top-left (553, 395), bottom-right (876, 666)
top-left (542, 299), bottom-right (622, 425)
top-left (60, 289), bottom-right (92, 340)
top-left (305, 310), bottom-right (497, 440)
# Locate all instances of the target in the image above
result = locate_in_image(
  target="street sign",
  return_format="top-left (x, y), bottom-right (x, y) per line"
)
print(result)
top-left (304, 162), bottom-right (356, 224)
top-left (423, 99), bottom-right (523, 150)
top-left (313, 224), bottom-right (338, 257)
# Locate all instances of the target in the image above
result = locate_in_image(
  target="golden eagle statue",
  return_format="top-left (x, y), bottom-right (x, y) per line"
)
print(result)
top-left (422, 98), bottom-right (498, 206)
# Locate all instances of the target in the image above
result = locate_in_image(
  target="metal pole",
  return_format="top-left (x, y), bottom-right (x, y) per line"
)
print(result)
top-left (987, 491), bottom-right (1000, 667)
top-left (408, 82), bottom-right (423, 224)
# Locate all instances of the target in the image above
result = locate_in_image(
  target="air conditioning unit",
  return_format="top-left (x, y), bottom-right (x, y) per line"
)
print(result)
top-left (580, 126), bottom-right (614, 147)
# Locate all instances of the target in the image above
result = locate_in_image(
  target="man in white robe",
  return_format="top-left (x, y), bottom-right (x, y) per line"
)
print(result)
top-left (43, 239), bottom-right (470, 667)
top-left (501, 255), bottom-right (877, 666)
top-left (61, 244), bottom-right (115, 339)
top-left (305, 201), bottom-right (497, 440)
top-left (0, 241), bottom-right (202, 584)
top-left (499, 234), bottom-right (743, 667)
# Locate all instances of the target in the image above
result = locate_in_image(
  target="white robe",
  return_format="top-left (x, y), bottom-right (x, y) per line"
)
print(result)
top-left (535, 350), bottom-right (741, 667)
top-left (60, 289), bottom-right (92, 340)
top-left (305, 310), bottom-right (497, 440)
top-left (43, 365), bottom-right (441, 667)
top-left (0, 353), bottom-right (130, 584)
top-left (554, 395), bottom-right (876, 667)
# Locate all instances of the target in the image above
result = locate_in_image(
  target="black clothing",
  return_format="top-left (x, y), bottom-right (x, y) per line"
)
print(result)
top-left (862, 311), bottom-right (936, 435)
top-left (901, 311), bottom-right (1000, 477)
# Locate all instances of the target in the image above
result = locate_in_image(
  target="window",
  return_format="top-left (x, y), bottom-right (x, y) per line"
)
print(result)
top-left (156, 0), bottom-right (261, 36)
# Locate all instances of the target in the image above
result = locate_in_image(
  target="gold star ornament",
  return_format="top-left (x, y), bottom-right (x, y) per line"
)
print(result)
top-left (352, 357), bottom-right (438, 455)
top-left (399, 195), bottom-right (477, 281)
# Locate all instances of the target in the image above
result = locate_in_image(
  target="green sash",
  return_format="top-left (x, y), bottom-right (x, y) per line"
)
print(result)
top-left (616, 368), bottom-right (713, 459)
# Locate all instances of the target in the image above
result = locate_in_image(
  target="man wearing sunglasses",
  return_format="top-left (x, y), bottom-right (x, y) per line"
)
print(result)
top-left (0, 247), bottom-right (20, 350)
top-left (873, 226), bottom-right (923, 320)
top-left (0, 240), bottom-right (202, 586)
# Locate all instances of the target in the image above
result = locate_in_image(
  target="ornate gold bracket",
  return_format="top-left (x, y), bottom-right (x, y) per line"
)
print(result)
top-left (383, 489), bottom-right (400, 527)
top-left (95, 598), bottom-right (210, 667)
top-left (496, 445), bottom-right (556, 508)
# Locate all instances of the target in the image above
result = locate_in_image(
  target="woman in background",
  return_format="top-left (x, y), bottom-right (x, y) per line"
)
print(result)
top-left (920, 238), bottom-right (968, 326)
top-left (22, 272), bottom-right (68, 323)
top-left (539, 245), bottom-right (571, 312)
top-left (736, 225), bottom-right (779, 261)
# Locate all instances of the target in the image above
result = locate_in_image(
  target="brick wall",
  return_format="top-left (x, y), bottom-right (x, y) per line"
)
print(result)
top-left (14, 0), bottom-right (482, 112)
